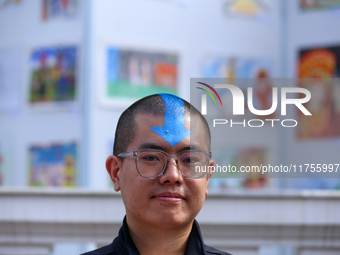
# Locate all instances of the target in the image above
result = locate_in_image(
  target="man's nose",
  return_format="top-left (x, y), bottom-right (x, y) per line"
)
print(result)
top-left (159, 158), bottom-right (183, 185)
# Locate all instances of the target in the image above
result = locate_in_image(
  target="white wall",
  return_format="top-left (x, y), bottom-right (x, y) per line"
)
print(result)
top-left (1, 1), bottom-right (340, 255)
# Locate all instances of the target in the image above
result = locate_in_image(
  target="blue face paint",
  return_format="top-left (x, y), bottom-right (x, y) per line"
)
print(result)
top-left (151, 94), bottom-right (192, 147)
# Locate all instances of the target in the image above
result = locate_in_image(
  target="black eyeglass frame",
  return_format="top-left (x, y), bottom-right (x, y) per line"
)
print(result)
top-left (117, 149), bottom-right (212, 179)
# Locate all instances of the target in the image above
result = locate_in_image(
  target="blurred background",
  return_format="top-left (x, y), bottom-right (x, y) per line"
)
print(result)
top-left (0, 0), bottom-right (340, 254)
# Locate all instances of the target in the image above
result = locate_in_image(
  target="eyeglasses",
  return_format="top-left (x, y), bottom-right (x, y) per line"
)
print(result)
top-left (117, 149), bottom-right (212, 179)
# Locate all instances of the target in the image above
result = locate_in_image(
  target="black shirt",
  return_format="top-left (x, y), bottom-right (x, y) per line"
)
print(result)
top-left (81, 216), bottom-right (231, 255)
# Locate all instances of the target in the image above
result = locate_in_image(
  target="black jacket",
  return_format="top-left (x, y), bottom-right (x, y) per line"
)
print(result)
top-left (81, 217), bottom-right (231, 255)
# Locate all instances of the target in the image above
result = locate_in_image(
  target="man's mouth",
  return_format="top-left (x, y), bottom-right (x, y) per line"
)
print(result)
top-left (152, 192), bottom-right (185, 203)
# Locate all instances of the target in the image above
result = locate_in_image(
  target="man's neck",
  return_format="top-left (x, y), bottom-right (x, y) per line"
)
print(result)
top-left (126, 215), bottom-right (193, 255)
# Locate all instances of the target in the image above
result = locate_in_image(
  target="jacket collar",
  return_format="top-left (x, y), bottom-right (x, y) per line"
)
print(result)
top-left (184, 218), bottom-right (206, 254)
top-left (113, 216), bottom-right (205, 255)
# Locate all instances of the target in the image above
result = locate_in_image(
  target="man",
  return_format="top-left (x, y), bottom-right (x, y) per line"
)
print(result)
top-left (82, 93), bottom-right (231, 255)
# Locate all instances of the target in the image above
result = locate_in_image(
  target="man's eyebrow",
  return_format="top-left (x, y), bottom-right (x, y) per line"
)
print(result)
top-left (179, 145), bottom-right (204, 152)
top-left (138, 143), bottom-right (167, 151)
top-left (138, 143), bottom-right (206, 153)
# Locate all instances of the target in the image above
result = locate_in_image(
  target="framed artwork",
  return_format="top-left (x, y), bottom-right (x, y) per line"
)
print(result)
top-left (208, 147), bottom-right (270, 191)
top-left (0, 0), bottom-right (22, 10)
top-left (42, 0), bottom-right (78, 21)
top-left (222, 0), bottom-right (272, 20)
top-left (297, 45), bottom-right (340, 140)
top-left (29, 141), bottom-right (77, 187)
top-left (299, 0), bottom-right (340, 11)
top-left (202, 56), bottom-right (276, 119)
top-left (202, 56), bottom-right (275, 80)
top-left (28, 45), bottom-right (78, 109)
top-left (101, 45), bottom-right (180, 108)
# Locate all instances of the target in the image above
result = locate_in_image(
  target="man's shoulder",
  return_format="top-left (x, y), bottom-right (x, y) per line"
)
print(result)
top-left (204, 244), bottom-right (232, 255)
top-left (80, 243), bottom-right (114, 255)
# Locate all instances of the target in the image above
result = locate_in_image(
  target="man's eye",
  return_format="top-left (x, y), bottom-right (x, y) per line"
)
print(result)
top-left (142, 156), bottom-right (160, 161)
top-left (182, 157), bottom-right (199, 164)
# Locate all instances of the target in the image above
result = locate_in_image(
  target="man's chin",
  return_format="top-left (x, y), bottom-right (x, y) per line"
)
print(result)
top-left (146, 213), bottom-right (195, 230)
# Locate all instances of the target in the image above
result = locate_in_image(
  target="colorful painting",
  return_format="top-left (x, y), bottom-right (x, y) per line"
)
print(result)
top-left (202, 56), bottom-right (274, 80)
top-left (29, 46), bottom-right (77, 104)
top-left (209, 147), bottom-right (269, 191)
top-left (297, 45), bottom-right (340, 140)
top-left (299, 0), bottom-right (340, 11)
top-left (0, 0), bottom-right (22, 10)
top-left (222, 0), bottom-right (271, 19)
top-left (202, 56), bottom-right (275, 119)
top-left (107, 47), bottom-right (178, 101)
top-left (29, 142), bottom-right (77, 187)
top-left (42, 0), bottom-right (78, 20)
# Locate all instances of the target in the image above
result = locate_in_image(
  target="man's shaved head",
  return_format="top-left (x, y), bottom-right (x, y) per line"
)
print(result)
top-left (113, 94), bottom-right (211, 156)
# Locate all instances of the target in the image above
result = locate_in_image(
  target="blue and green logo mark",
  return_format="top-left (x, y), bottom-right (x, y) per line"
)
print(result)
top-left (196, 82), bottom-right (223, 106)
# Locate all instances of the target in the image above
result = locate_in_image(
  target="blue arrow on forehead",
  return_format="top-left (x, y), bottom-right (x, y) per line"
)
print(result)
top-left (151, 93), bottom-right (192, 147)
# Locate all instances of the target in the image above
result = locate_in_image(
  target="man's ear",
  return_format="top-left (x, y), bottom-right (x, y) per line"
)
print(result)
top-left (106, 156), bottom-right (122, 192)
top-left (205, 159), bottom-right (215, 196)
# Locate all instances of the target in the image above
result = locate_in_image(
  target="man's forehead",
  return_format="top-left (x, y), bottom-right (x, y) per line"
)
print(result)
top-left (134, 113), bottom-right (191, 131)
top-left (150, 94), bottom-right (191, 147)
top-left (133, 113), bottom-right (208, 150)
top-left (134, 113), bottom-right (197, 129)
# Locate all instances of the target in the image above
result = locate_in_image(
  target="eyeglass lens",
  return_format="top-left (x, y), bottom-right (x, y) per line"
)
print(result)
top-left (136, 151), bottom-right (208, 178)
